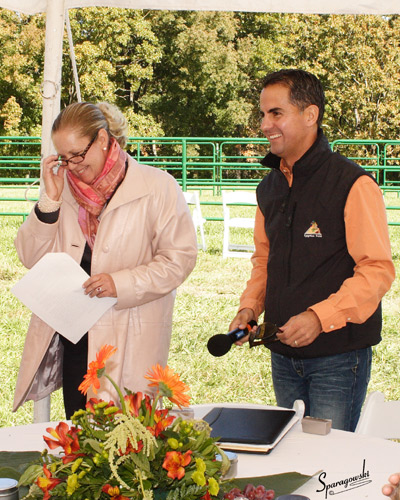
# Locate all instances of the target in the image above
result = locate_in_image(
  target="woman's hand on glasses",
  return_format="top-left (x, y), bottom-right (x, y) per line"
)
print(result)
top-left (42, 154), bottom-right (66, 201)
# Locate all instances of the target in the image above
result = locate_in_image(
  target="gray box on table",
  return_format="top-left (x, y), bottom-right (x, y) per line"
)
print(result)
top-left (301, 416), bottom-right (332, 435)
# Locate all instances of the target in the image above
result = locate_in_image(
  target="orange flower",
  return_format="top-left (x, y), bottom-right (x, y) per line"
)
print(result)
top-left (119, 439), bottom-right (144, 456)
top-left (102, 484), bottom-right (130, 500)
top-left (150, 408), bottom-right (175, 437)
top-left (145, 364), bottom-right (190, 408)
top-left (36, 464), bottom-right (62, 500)
top-left (78, 345), bottom-right (117, 395)
top-left (124, 392), bottom-right (152, 416)
top-left (162, 450), bottom-right (192, 480)
top-left (43, 422), bottom-right (83, 464)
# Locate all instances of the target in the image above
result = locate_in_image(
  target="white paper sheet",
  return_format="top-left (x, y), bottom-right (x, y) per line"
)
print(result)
top-left (11, 252), bottom-right (117, 344)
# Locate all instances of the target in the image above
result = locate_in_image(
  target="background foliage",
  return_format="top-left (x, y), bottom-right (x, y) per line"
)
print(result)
top-left (1, 9), bottom-right (400, 140)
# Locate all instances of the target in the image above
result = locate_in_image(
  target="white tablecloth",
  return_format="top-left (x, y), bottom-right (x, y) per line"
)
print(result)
top-left (1, 404), bottom-right (399, 500)
top-left (194, 404), bottom-right (400, 499)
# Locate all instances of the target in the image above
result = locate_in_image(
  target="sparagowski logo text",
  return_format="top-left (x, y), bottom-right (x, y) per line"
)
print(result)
top-left (317, 459), bottom-right (371, 498)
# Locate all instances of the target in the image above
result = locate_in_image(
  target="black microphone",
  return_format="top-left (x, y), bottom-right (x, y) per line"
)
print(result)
top-left (207, 320), bottom-right (257, 357)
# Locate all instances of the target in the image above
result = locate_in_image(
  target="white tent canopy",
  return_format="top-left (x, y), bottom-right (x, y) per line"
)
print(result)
top-left (1, 0), bottom-right (400, 14)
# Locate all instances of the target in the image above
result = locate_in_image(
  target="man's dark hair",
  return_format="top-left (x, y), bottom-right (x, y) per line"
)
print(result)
top-left (262, 69), bottom-right (325, 127)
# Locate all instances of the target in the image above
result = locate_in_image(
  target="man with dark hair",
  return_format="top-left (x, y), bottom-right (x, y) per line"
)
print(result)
top-left (262, 69), bottom-right (325, 127)
top-left (230, 68), bottom-right (395, 431)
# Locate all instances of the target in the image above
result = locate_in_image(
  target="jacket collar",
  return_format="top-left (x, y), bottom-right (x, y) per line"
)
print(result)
top-left (260, 128), bottom-right (332, 177)
top-left (106, 156), bottom-right (151, 211)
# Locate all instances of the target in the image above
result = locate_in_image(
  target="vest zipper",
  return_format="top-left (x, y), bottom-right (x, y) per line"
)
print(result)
top-left (280, 188), bottom-right (291, 213)
top-left (286, 201), bottom-right (297, 285)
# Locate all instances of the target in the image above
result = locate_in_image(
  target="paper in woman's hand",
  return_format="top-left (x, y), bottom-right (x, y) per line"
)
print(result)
top-left (11, 252), bottom-right (117, 343)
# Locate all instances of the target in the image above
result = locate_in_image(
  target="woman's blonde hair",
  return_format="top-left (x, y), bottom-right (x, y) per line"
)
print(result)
top-left (52, 102), bottom-right (128, 148)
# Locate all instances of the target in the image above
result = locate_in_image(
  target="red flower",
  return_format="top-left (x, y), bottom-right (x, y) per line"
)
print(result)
top-left (36, 464), bottom-right (62, 500)
top-left (43, 422), bottom-right (83, 464)
top-left (145, 364), bottom-right (190, 408)
top-left (150, 408), bottom-right (175, 437)
top-left (162, 450), bottom-right (192, 480)
top-left (119, 439), bottom-right (144, 455)
top-left (202, 493), bottom-right (211, 500)
top-left (124, 392), bottom-right (149, 416)
top-left (78, 345), bottom-right (117, 395)
top-left (102, 484), bottom-right (130, 500)
top-left (86, 398), bottom-right (100, 414)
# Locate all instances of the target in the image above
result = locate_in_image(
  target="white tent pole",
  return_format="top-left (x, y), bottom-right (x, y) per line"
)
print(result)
top-left (65, 10), bottom-right (82, 102)
top-left (39, 0), bottom-right (66, 190)
top-left (34, 0), bottom-right (66, 424)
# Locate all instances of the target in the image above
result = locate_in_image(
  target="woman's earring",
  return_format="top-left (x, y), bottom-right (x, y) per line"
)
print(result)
top-left (103, 147), bottom-right (107, 150)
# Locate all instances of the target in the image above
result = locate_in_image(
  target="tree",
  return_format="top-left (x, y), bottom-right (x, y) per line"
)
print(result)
top-left (145, 11), bottom-right (254, 138)
top-left (263, 14), bottom-right (400, 140)
top-left (1, 8), bottom-right (400, 143)
top-left (64, 7), bottom-right (164, 136)
top-left (0, 10), bottom-right (45, 136)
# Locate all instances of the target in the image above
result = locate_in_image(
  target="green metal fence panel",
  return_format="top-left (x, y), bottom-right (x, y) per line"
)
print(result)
top-left (126, 137), bottom-right (220, 194)
top-left (330, 139), bottom-right (400, 187)
top-left (2, 136), bottom-right (400, 224)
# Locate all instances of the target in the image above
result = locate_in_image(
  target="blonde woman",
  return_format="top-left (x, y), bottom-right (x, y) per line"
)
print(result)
top-left (14, 102), bottom-right (197, 418)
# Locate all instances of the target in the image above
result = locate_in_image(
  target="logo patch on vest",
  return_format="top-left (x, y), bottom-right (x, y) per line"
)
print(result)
top-left (304, 221), bottom-right (322, 238)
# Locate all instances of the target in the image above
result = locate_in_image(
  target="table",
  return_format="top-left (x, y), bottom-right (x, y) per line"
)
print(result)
top-left (194, 403), bottom-right (400, 500)
top-left (1, 403), bottom-right (399, 500)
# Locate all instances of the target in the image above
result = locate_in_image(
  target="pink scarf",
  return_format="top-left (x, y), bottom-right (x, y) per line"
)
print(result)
top-left (67, 138), bottom-right (127, 249)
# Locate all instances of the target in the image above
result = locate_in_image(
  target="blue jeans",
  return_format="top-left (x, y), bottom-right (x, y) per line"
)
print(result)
top-left (271, 348), bottom-right (372, 431)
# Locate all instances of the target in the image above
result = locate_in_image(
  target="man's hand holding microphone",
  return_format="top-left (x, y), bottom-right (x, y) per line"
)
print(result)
top-left (207, 308), bottom-right (322, 357)
top-left (228, 308), bottom-right (257, 346)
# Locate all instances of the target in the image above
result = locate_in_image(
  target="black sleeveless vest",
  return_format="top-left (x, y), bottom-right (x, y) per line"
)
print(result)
top-left (257, 131), bottom-right (382, 358)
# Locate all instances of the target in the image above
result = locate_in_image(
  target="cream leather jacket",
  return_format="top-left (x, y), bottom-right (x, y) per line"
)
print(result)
top-left (13, 157), bottom-right (197, 410)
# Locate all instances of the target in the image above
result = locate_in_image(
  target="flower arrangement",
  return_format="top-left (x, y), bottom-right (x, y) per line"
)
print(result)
top-left (19, 345), bottom-right (228, 500)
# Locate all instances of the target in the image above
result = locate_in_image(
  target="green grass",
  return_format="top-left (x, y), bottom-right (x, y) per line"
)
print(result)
top-left (0, 192), bottom-right (399, 427)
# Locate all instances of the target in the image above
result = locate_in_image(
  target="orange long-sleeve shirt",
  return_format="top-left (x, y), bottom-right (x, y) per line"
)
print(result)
top-left (239, 170), bottom-right (395, 333)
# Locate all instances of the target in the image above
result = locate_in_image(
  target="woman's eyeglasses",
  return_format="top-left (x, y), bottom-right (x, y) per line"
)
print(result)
top-left (58, 132), bottom-right (98, 167)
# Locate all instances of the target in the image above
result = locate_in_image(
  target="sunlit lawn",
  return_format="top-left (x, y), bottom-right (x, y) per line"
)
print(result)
top-left (0, 190), bottom-right (399, 426)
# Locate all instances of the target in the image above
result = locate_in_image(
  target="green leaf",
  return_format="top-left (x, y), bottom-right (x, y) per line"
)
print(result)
top-left (18, 464), bottom-right (43, 486)
top-left (199, 443), bottom-right (217, 456)
top-left (204, 461), bottom-right (221, 477)
top-left (0, 451), bottom-right (42, 480)
top-left (82, 438), bottom-right (103, 454)
top-left (189, 430), bottom-right (208, 450)
top-left (0, 466), bottom-right (21, 481)
top-left (125, 452), bottom-right (152, 475)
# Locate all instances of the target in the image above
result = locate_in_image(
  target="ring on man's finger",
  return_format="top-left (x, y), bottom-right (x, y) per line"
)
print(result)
top-left (294, 340), bottom-right (298, 346)
top-left (97, 287), bottom-right (102, 292)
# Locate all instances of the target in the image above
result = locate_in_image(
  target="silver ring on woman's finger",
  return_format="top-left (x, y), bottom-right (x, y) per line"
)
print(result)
top-left (97, 287), bottom-right (102, 292)
top-left (294, 340), bottom-right (298, 346)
